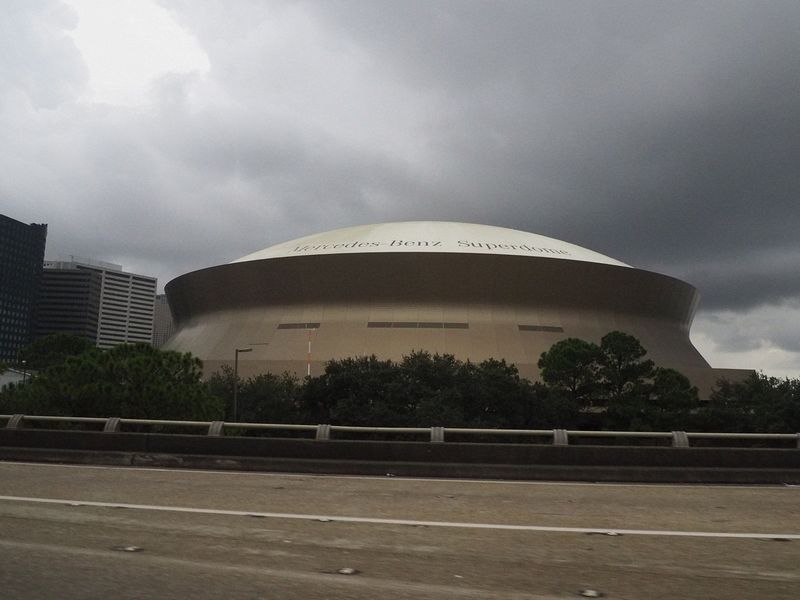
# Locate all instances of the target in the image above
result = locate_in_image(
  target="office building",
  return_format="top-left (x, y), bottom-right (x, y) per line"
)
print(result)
top-left (152, 294), bottom-right (175, 347)
top-left (0, 214), bottom-right (47, 362)
top-left (38, 258), bottom-right (156, 348)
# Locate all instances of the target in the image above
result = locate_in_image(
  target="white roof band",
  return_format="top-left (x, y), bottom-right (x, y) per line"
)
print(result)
top-left (232, 221), bottom-right (630, 268)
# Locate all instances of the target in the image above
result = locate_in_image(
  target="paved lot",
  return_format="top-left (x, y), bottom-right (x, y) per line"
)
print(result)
top-left (0, 461), bottom-right (798, 599)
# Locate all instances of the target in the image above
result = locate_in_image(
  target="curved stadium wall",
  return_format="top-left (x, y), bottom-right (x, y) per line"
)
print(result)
top-left (163, 222), bottom-right (741, 394)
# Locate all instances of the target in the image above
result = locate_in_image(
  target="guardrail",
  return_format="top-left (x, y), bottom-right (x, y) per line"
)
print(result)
top-left (1, 414), bottom-right (798, 448)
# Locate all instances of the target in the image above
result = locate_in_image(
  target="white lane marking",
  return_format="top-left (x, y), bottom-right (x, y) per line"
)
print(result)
top-left (1, 494), bottom-right (798, 540)
top-left (0, 461), bottom-right (790, 490)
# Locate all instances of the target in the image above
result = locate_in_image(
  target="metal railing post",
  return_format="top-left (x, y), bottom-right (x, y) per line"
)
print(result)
top-left (672, 431), bottom-right (690, 447)
top-left (316, 424), bottom-right (331, 441)
top-left (430, 426), bottom-right (445, 443)
top-left (207, 421), bottom-right (225, 436)
top-left (553, 429), bottom-right (569, 446)
top-left (6, 414), bottom-right (24, 429)
top-left (103, 417), bottom-right (121, 433)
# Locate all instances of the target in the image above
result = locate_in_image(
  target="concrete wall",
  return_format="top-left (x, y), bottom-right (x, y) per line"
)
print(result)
top-left (1, 429), bottom-right (797, 483)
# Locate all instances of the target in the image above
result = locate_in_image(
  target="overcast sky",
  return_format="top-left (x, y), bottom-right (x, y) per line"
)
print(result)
top-left (2, 0), bottom-right (800, 377)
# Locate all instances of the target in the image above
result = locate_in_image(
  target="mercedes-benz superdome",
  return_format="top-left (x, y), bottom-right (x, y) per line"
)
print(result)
top-left (163, 221), bottom-right (746, 394)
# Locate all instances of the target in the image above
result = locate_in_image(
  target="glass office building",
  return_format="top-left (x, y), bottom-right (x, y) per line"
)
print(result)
top-left (0, 214), bottom-right (47, 362)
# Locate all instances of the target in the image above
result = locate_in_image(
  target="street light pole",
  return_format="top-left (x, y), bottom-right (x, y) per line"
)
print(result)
top-left (307, 330), bottom-right (313, 377)
top-left (233, 347), bottom-right (253, 421)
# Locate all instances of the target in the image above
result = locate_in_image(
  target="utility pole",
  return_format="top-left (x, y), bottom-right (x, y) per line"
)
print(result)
top-left (233, 347), bottom-right (252, 421)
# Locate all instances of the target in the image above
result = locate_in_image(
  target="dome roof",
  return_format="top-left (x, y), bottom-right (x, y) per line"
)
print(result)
top-left (232, 221), bottom-right (630, 268)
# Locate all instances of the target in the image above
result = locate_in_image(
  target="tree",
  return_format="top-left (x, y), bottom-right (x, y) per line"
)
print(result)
top-left (645, 368), bottom-right (700, 430)
top-left (596, 331), bottom-right (655, 428)
top-left (7, 343), bottom-right (222, 420)
top-left (207, 366), bottom-right (302, 423)
top-left (605, 367), bottom-right (699, 430)
top-left (597, 331), bottom-right (654, 404)
top-left (697, 372), bottom-right (800, 433)
top-left (205, 365), bottom-right (238, 416)
top-left (295, 351), bottom-right (549, 428)
top-left (522, 381), bottom-right (583, 429)
top-left (241, 372), bottom-right (301, 423)
top-left (297, 355), bottom-right (409, 425)
top-left (398, 352), bottom-right (466, 426)
top-left (17, 333), bottom-right (95, 371)
top-left (455, 358), bottom-right (532, 428)
top-left (537, 338), bottom-right (602, 406)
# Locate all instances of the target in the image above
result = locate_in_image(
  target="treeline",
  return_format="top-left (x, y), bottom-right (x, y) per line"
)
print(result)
top-left (210, 332), bottom-right (800, 432)
top-left (1, 336), bottom-right (222, 421)
top-left (1, 333), bottom-right (799, 432)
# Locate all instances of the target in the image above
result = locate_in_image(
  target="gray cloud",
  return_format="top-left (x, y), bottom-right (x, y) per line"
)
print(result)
top-left (2, 0), bottom-right (800, 373)
top-left (694, 302), bottom-right (800, 354)
top-left (0, 0), bottom-right (86, 108)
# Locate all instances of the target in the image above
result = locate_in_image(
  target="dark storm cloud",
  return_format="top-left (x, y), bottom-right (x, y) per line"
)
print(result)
top-left (305, 1), bottom-right (800, 311)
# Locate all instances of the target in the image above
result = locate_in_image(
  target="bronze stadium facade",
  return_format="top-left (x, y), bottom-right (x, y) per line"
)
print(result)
top-left (164, 222), bottom-right (744, 394)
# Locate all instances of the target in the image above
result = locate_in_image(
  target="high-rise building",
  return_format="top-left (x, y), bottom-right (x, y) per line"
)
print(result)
top-left (36, 262), bottom-right (103, 342)
top-left (0, 214), bottom-right (47, 362)
top-left (152, 294), bottom-right (175, 347)
top-left (37, 258), bottom-right (157, 348)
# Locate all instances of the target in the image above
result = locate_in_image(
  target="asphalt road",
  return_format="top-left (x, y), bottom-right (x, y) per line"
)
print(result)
top-left (0, 461), bottom-right (798, 599)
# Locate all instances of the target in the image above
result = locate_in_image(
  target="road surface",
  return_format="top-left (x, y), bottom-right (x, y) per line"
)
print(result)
top-left (0, 461), bottom-right (798, 599)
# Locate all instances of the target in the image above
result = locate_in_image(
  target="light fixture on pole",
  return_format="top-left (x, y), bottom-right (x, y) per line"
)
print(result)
top-left (233, 347), bottom-right (253, 422)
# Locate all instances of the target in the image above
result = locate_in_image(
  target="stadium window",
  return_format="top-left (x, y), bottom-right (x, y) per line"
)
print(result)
top-left (518, 324), bottom-right (563, 332)
top-left (276, 322), bottom-right (320, 329)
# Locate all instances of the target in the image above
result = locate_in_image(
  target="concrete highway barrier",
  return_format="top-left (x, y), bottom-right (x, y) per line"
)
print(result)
top-left (1, 428), bottom-right (798, 483)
